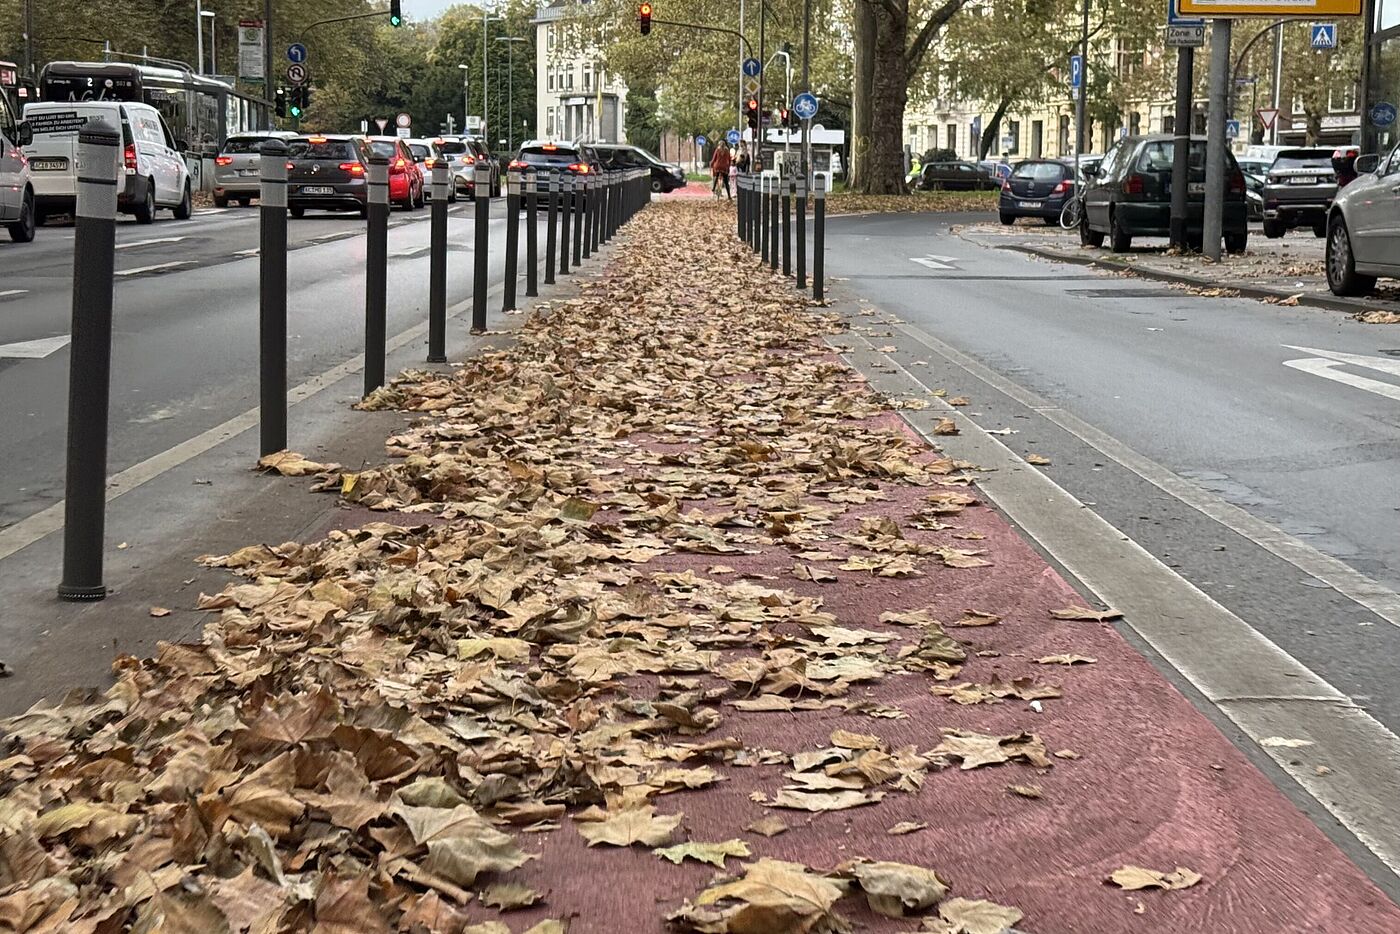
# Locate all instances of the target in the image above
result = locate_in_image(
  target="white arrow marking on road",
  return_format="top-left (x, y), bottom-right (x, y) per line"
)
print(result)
top-left (0, 335), bottom-right (71, 359)
top-left (909, 254), bottom-right (960, 271)
top-left (115, 261), bottom-right (192, 277)
top-left (0, 289), bottom-right (28, 299)
top-left (1282, 344), bottom-right (1400, 403)
top-left (116, 236), bottom-right (186, 250)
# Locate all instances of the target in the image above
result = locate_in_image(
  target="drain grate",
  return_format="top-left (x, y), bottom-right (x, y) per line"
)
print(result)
top-left (1065, 287), bottom-right (1176, 298)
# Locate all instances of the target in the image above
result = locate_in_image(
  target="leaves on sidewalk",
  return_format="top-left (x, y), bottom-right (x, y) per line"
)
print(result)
top-left (1050, 605), bottom-right (1123, 621)
top-left (654, 839), bottom-right (751, 867)
top-left (1108, 865), bottom-right (1203, 891)
top-left (255, 450), bottom-right (340, 476)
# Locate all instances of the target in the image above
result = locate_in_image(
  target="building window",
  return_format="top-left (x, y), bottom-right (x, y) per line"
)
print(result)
top-left (1329, 83), bottom-right (1357, 113)
top-left (1129, 111), bottom-right (1140, 136)
top-left (547, 107), bottom-right (555, 137)
top-left (1007, 119), bottom-right (1020, 154)
top-left (567, 68), bottom-right (574, 90)
top-left (946, 123), bottom-right (957, 153)
top-left (547, 67), bottom-right (554, 91)
top-left (1162, 114), bottom-right (1174, 134)
top-left (548, 25), bottom-right (554, 49)
top-left (1292, 94), bottom-right (1306, 115)
top-left (927, 125), bottom-right (937, 150)
top-left (583, 64), bottom-right (592, 92)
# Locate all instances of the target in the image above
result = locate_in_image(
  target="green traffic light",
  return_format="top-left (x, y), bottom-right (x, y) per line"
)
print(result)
top-left (390, 15), bottom-right (402, 26)
top-left (290, 105), bottom-right (302, 118)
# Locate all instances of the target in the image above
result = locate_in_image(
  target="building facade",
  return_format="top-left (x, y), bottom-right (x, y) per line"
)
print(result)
top-left (532, 1), bottom-right (627, 144)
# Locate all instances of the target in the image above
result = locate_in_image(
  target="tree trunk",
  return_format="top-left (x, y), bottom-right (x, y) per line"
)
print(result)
top-left (862, 3), bottom-right (910, 194)
top-left (850, 0), bottom-right (877, 191)
top-left (978, 95), bottom-right (1015, 160)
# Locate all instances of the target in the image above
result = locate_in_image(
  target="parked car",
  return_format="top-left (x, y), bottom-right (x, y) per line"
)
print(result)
top-left (998, 159), bottom-right (1073, 225)
top-left (404, 137), bottom-right (456, 203)
top-left (366, 137), bottom-right (424, 210)
top-left (592, 142), bottom-right (685, 192)
top-left (438, 135), bottom-right (499, 199)
top-left (286, 134), bottom-right (370, 218)
top-left (23, 99), bottom-right (191, 224)
top-left (1079, 134), bottom-right (1248, 254)
top-left (1245, 171), bottom-right (1264, 222)
top-left (1262, 147), bottom-right (1335, 239)
top-left (1325, 145), bottom-right (1400, 296)
top-left (0, 84), bottom-right (35, 242)
top-left (978, 159), bottom-right (1013, 182)
top-left (212, 131), bottom-right (296, 208)
top-left (918, 161), bottom-right (996, 191)
top-left (509, 140), bottom-right (600, 181)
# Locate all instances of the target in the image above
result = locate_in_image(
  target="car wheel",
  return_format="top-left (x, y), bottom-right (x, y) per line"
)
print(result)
top-left (288, 206), bottom-right (305, 219)
top-left (1108, 210), bottom-right (1131, 253)
top-left (1079, 214), bottom-right (1105, 248)
top-left (650, 178), bottom-right (663, 193)
top-left (133, 180), bottom-right (156, 225)
top-left (1312, 220), bottom-right (1327, 238)
top-left (1326, 215), bottom-right (1377, 297)
top-left (7, 188), bottom-right (36, 243)
top-left (999, 212), bottom-right (1015, 226)
top-left (1262, 218), bottom-right (1285, 238)
top-left (213, 194), bottom-right (229, 208)
top-left (1224, 231), bottom-right (1248, 254)
top-left (173, 182), bottom-right (192, 220)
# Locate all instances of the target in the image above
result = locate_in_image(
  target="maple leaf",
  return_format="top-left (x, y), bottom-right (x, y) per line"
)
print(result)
top-left (654, 839), bottom-right (751, 867)
top-left (576, 806), bottom-right (682, 847)
top-left (1108, 865), bottom-right (1203, 891)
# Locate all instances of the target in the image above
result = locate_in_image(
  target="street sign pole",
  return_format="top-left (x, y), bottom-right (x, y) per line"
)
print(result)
top-left (1075, 0), bottom-right (1088, 162)
top-left (1169, 44), bottom-right (1194, 250)
top-left (1203, 18), bottom-right (1232, 262)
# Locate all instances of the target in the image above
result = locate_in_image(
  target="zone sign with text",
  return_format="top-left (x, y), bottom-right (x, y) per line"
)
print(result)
top-left (1176, 0), bottom-right (1359, 16)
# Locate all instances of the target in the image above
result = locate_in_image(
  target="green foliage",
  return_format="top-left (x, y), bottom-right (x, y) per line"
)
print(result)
top-left (624, 76), bottom-right (662, 153)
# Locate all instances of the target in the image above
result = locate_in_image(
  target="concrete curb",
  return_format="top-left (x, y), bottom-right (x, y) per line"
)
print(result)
top-left (1000, 241), bottom-right (1374, 315)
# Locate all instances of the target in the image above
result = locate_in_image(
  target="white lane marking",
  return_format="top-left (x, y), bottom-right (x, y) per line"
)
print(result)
top-left (0, 289), bottom-right (28, 299)
top-left (116, 236), bottom-right (187, 250)
top-left (0, 284), bottom-right (503, 564)
top-left (1284, 357), bottom-right (1400, 404)
top-left (846, 330), bottom-right (1400, 875)
top-left (909, 254), bottom-right (960, 271)
top-left (1285, 345), bottom-right (1400, 379)
top-left (233, 248), bottom-right (259, 258)
top-left (115, 262), bottom-right (192, 277)
top-left (0, 335), bottom-right (70, 359)
top-left (884, 317), bottom-right (1400, 630)
top-left (194, 208), bottom-right (229, 216)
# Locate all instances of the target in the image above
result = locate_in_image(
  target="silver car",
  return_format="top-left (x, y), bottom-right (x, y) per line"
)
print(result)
top-left (213, 131), bottom-right (297, 207)
top-left (1326, 145), bottom-right (1400, 295)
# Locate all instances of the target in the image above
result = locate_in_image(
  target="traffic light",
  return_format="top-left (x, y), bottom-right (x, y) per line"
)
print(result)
top-left (746, 98), bottom-right (758, 130)
top-left (274, 86), bottom-right (287, 118)
top-left (389, 0), bottom-right (403, 27)
top-left (302, 85), bottom-right (313, 112)
top-left (288, 86), bottom-right (303, 119)
top-left (639, 3), bottom-right (652, 35)
top-left (778, 106), bottom-right (790, 128)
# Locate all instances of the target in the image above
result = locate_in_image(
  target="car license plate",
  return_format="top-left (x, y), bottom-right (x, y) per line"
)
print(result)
top-left (1290, 176), bottom-right (1316, 185)
top-left (31, 158), bottom-right (67, 171)
top-left (1188, 182), bottom-right (1205, 194)
top-left (239, 168), bottom-right (259, 176)
top-left (301, 186), bottom-right (334, 195)
top-left (1018, 201), bottom-right (1042, 209)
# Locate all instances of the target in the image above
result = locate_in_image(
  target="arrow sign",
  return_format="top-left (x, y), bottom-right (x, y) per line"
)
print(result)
top-left (0, 335), bottom-right (71, 359)
top-left (286, 42), bottom-right (307, 64)
top-left (910, 254), bottom-right (960, 271)
top-left (1310, 23), bottom-right (1337, 50)
top-left (1256, 107), bottom-right (1279, 130)
top-left (695, 134), bottom-right (707, 147)
top-left (742, 57), bottom-right (761, 78)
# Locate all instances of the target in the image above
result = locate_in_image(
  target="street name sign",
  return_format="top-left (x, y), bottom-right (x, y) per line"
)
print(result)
top-left (1166, 24), bottom-right (1206, 46)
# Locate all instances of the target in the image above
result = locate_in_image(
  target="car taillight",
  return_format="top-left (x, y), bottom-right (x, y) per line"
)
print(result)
top-left (424, 157), bottom-right (436, 168)
top-left (215, 155), bottom-right (234, 166)
top-left (1123, 174), bottom-right (1144, 195)
top-left (568, 162), bottom-right (591, 174)
top-left (508, 159), bottom-right (528, 169)
top-left (390, 157), bottom-right (407, 174)
top-left (124, 144), bottom-right (137, 171)
top-left (1229, 170), bottom-right (1245, 194)
top-left (340, 162), bottom-right (366, 176)
top-left (463, 154), bottom-right (476, 164)
top-left (286, 161), bottom-right (295, 170)
top-left (1052, 179), bottom-right (1070, 194)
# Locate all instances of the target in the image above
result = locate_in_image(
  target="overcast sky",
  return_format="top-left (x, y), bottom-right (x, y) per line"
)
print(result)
top-left (404, 0), bottom-right (482, 21)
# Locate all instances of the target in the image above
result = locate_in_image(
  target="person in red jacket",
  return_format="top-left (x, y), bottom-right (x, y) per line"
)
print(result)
top-left (710, 142), bottom-right (733, 200)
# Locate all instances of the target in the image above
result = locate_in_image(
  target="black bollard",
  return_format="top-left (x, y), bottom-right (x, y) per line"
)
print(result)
top-left (258, 138), bottom-right (288, 454)
top-left (364, 152), bottom-right (389, 397)
top-left (769, 176), bottom-right (780, 272)
top-left (573, 173), bottom-right (585, 266)
top-left (737, 172), bottom-right (746, 239)
top-left (783, 176), bottom-right (793, 277)
top-left (503, 169), bottom-right (521, 313)
top-left (560, 173), bottom-right (573, 276)
top-left (814, 173), bottom-right (826, 302)
top-left (760, 173), bottom-right (769, 262)
top-left (545, 171), bottom-right (558, 284)
top-left (427, 160), bottom-right (448, 363)
top-left (796, 172), bottom-right (807, 291)
top-left (58, 118), bottom-right (120, 601)
top-left (581, 174), bottom-right (593, 261)
top-left (525, 173), bottom-right (539, 297)
top-left (472, 161), bottom-right (490, 333)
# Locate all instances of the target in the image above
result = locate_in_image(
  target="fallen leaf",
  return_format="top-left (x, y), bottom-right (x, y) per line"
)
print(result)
top-left (1050, 605), bottom-right (1122, 621)
top-left (149, 606), bottom-right (171, 618)
top-left (576, 806), bottom-right (682, 847)
top-left (1036, 654), bottom-right (1096, 665)
top-left (935, 896), bottom-right (1025, 934)
top-left (934, 417), bottom-right (960, 436)
top-left (256, 450), bottom-right (339, 476)
top-left (1108, 865), bottom-right (1202, 891)
top-left (845, 860), bottom-right (948, 917)
top-left (1025, 454), bottom-right (1051, 466)
top-left (886, 820), bottom-right (928, 835)
top-left (1259, 736), bottom-right (1314, 749)
top-left (653, 839), bottom-right (751, 867)
top-left (1007, 784), bottom-right (1043, 799)
top-left (480, 882), bottom-right (542, 910)
top-left (744, 815), bottom-right (789, 837)
top-left (771, 789), bottom-right (884, 811)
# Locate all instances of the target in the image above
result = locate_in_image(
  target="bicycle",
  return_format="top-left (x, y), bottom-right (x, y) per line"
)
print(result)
top-left (1059, 191), bottom-right (1083, 230)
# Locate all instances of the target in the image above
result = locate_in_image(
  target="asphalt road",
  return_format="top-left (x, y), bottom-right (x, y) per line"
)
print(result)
top-left (826, 212), bottom-right (1400, 736)
top-left (0, 196), bottom-right (524, 531)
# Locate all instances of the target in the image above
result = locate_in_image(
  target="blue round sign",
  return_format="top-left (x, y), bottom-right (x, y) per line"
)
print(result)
top-left (695, 135), bottom-right (707, 147)
top-left (1371, 102), bottom-right (1397, 128)
top-left (792, 92), bottom-right (819, 121)
top-left (742, 58), bottom-right (762, 78)
top-left (726, 129), bottom-right (740, 146)
top-left (287, 43), bottom-right (308, 64)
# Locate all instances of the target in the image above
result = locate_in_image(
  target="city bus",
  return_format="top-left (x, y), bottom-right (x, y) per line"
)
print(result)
top-left (36, 60), bottom-right (269, 152)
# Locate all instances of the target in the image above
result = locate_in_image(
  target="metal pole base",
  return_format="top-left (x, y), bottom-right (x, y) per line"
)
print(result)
top-left (58, 583), bottom-right (108, 601)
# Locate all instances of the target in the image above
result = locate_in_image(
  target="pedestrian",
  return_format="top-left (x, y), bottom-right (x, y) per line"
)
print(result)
top-left (735, 140), bottom-right (751, 174)
top-left (710, 141), bottom-right (733, 200)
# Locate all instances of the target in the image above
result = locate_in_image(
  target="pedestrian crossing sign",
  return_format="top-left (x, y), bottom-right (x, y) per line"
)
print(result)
top-left (1310, 23), bottom-right (1337, 49)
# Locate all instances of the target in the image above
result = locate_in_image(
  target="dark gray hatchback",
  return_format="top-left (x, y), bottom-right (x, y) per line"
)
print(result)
top-left (286, 135), bottom-right (370, 218)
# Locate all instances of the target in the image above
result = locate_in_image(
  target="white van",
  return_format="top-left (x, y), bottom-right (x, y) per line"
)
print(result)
top-left (0, 85), bottom-right (36, 241)
top-left (22, 100), bottom-right (191, 224)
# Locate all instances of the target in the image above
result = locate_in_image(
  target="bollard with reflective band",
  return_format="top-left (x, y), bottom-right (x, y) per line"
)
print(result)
top-left (545, 172), bottom-right (559, 284)
top-left (258, 138), bottom-right (289, 455)
top-left (573, 174), bottom-right (586, 266)
top-left (524, 174), bottom-right (539, 297)
top-left (503, 170), bottom-right (522, 313)
top-left (782, 177), bottom-right (793, 277)
top-left (591, 173), bottom-right (603, 251)
top-left (472, 162), bottom-right (490, 333)
top-left (581, 175), bottom-right (592, 261)
top-left (560, 174), bottom-right (573, 275)
top-left (58, 118), bottom-right (121, 600)
top-left (769, 176), bottom-right (780, 272)
top-left (428, 161), bottom-right (449, 363)
top-left (737, 173), bottom-right (746, 238)
top-left (796, 174), bottom-right (807, 291)
top-left (364, 154), bottom-right (390, 397)
top-left (760, 174), bottom-right (769, 261)
top-left (813, 174), bottom-right (826, 302)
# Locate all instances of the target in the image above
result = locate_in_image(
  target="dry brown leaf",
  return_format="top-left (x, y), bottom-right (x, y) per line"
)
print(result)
top-left (1108, 865), bottom-right (1202, 891)
top-left (654, 839), bottom-right (751, 867)
top-left (148, 606), bottom-right (171, 618)
top-left (576, 806), bottom-right (682, 847)
top-left (934, 896), bottom-right (1025, 934)
top-left (256, 450), bottom-right (340, 476)
top-left (1036, 654), bottom-right (1097, 665)
top-left (744, 815), bottom-right (789, 837)
top-left (887, 820), bottom-right (929, 835)
top-left (1025, 454), bottom-right (1051, 466)
top-left (1050, 605), bottom-right (1122, 621)
top-left (845, 860), bottom-right (948, 917)
top-left (933, 417), bottom-right (960, 436)
top-left (480, 882), bottom-right (542, 910)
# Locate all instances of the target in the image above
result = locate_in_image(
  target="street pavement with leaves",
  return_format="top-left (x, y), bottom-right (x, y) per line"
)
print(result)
top-left (4, 202), bottom-right (1397, 934)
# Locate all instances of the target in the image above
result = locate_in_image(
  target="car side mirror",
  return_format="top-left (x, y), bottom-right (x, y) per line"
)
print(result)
top-left (1355, 153), bottom-right (1380, 175)
top-left (16, 120), bottom-right (32, 148)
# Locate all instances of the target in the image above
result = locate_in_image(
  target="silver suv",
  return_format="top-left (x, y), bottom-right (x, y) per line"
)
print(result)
top-left (0, 85), bottom-right (35, 242)
top-left (1326, 145), bottom-right (1400, 295)
top-left (213, 131), bottom-right (296, 208)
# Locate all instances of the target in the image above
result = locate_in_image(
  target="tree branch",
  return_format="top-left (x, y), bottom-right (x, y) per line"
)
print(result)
top-left (866, 0), bottom-right (905, 21)
top-left (907, 0), bottom-right (969, 73)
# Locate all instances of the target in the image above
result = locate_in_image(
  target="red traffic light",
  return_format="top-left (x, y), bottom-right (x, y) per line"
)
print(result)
top-left (639, 3), bottom-right (652, 34)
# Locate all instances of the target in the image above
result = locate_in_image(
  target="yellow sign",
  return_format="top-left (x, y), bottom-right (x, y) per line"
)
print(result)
top-left (1176, 0), bottom-right (1360, 16)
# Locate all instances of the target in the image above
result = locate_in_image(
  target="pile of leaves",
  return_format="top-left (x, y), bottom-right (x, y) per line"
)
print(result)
top-left (826, 191), bottom-right (997, 216)
top-left (0, 202), bottom-right (1064, 932)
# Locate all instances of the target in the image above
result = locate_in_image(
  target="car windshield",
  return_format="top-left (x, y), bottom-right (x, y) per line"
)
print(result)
top-left (438, 141), bottom-right (468, 155)
top-left (289, 139), bottom-right (356, 160)
top-left (1012, 162), bottom-right (1065, 181)
top-left (222, 136), bottom-right (272, 154)
top-left (409, 144), bottom-right (430, 160)
top-left (1273, 150), bottom-right (1333, 170)
top-left (519, 146), bottom-right (577, 166)
top-left (368, 141), bottom-right (400, 159)
top-left (1137, 140), bottom-right (1208, 172)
